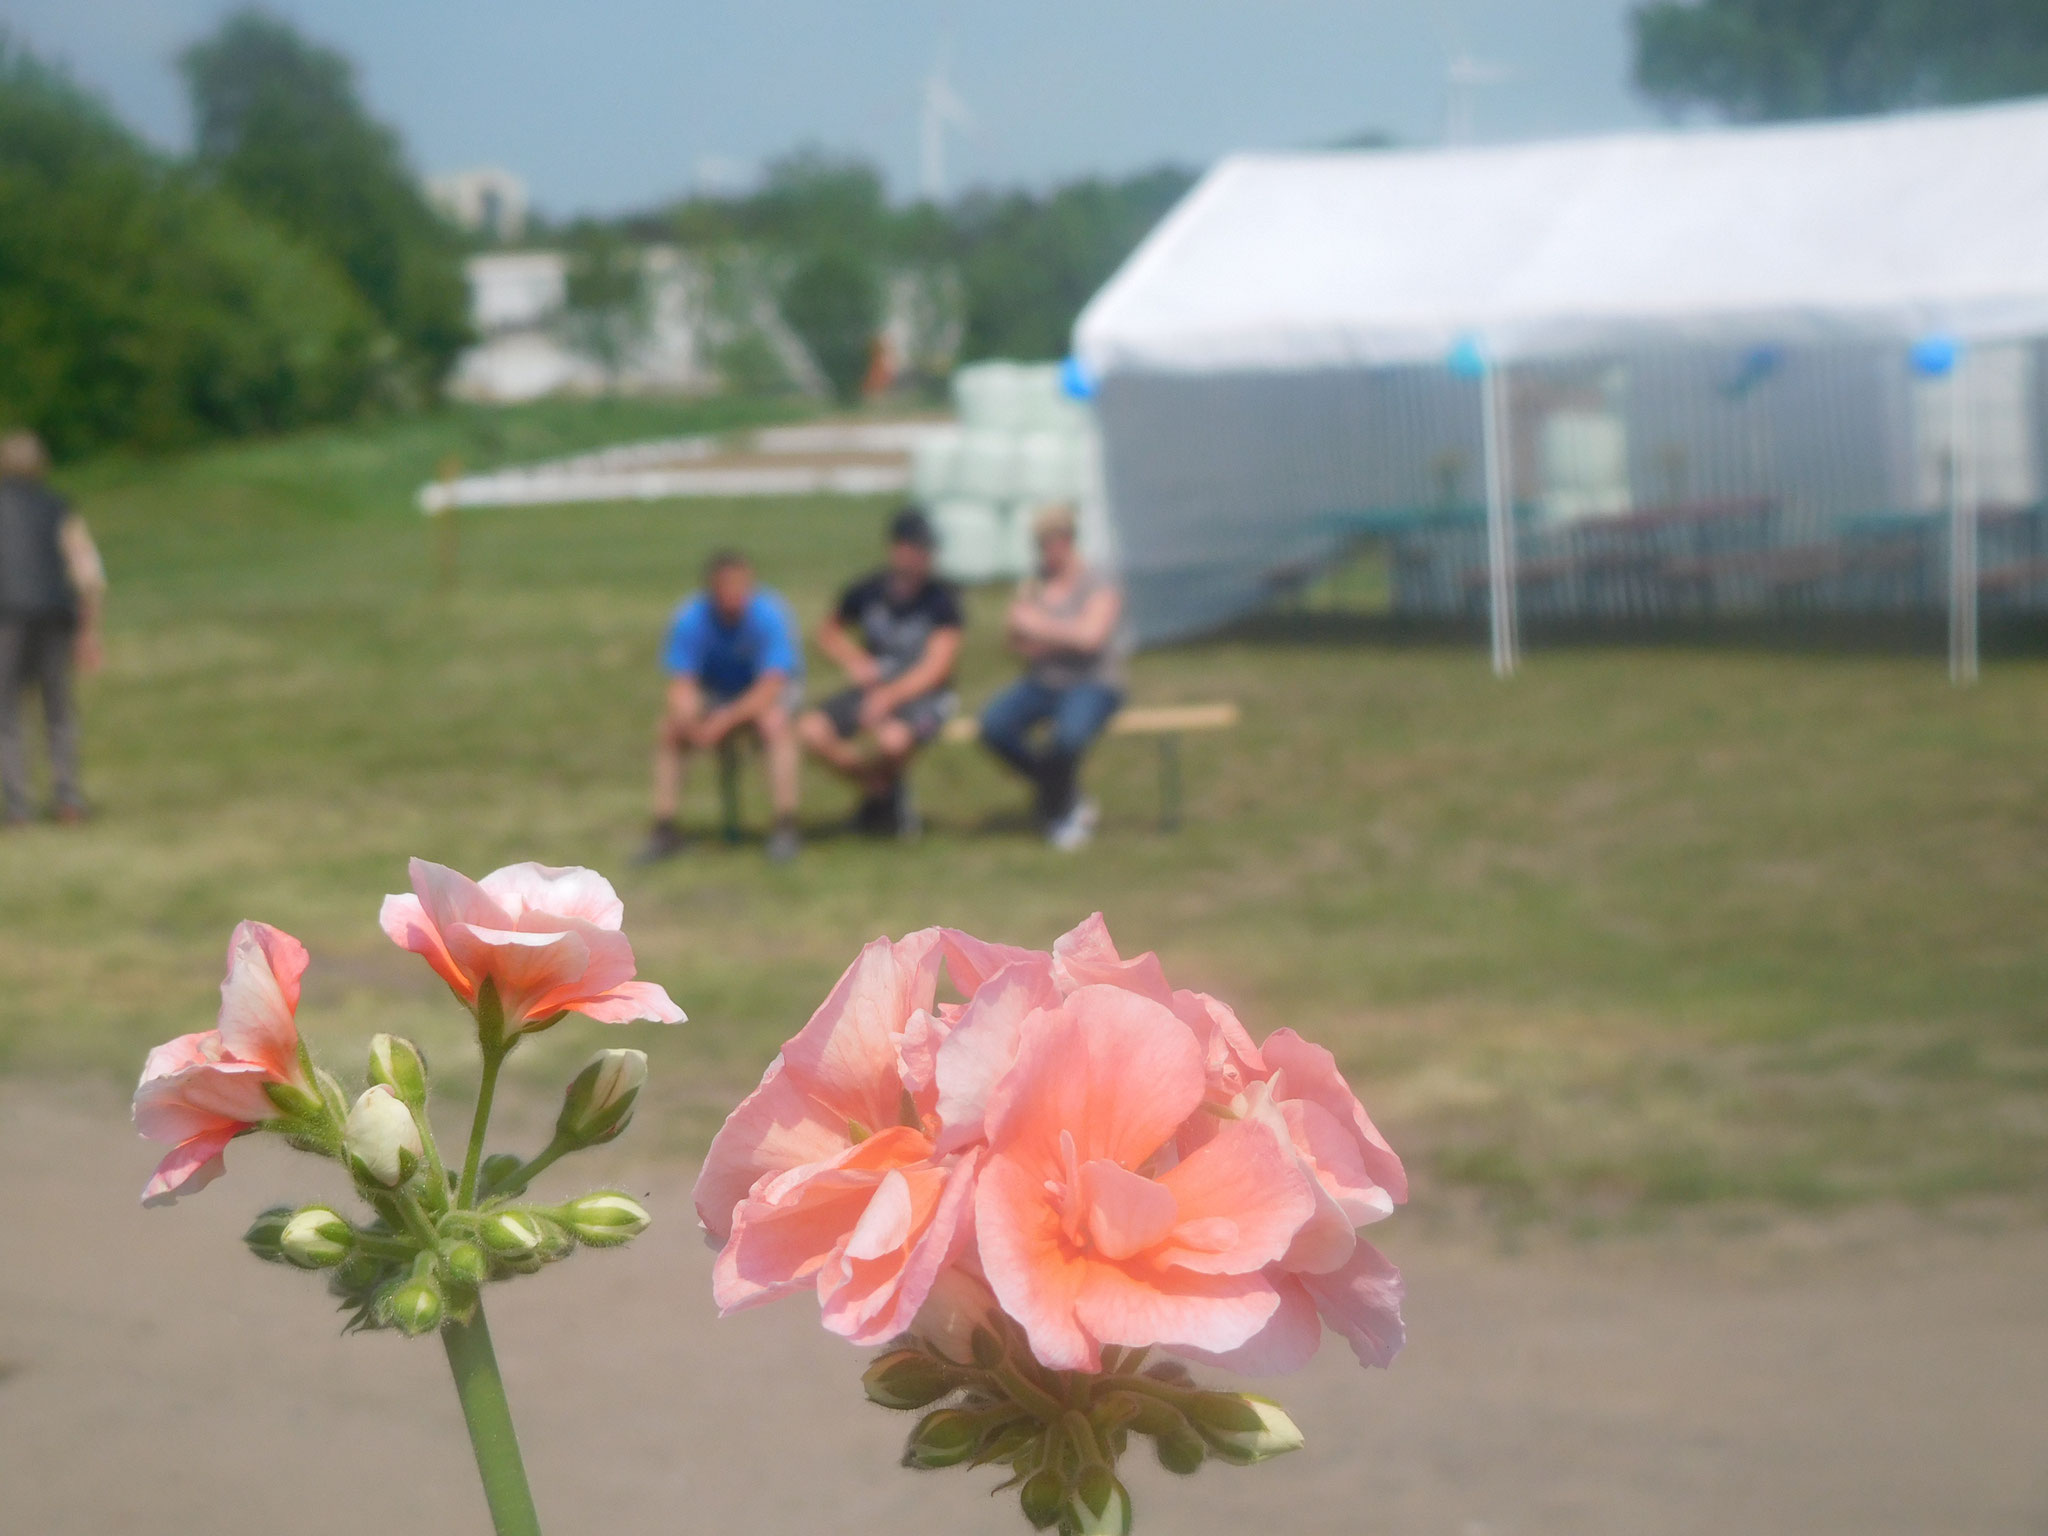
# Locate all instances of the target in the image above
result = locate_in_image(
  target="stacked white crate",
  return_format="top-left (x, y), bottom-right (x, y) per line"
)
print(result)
top-left (916, 362), bottom-right (1109, 583)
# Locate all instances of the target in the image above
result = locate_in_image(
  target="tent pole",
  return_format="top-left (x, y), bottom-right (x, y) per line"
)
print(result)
top-left (1948, 351), bottom-right (1979, 685)
top-left (1482, 359), bottom-right (1518, 676)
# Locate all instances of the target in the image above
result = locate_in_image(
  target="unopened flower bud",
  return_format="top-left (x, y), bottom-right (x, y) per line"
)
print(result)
top-left (554, 1048), bottom-right (647, 1149)
top-left (903, 1407), bottom-right (984, 1469)
top-left (1069, 1464), bottom-right (1132, 1536)
top-left (864, 1349), bottom-right (956, 1410)
top-left (1155, 1427), bottom-right (1206, 1475)
top-left (475, 1152), bottom-right (526, 1200)
top-left (1018, 1469), bottom-right (1065, 1531)
top-left (280, 1205), bottom-right (354, 1269)
top-left (478, 1210), bottom-right (545, 1263)
top-left (243, 1205), bottom-right (293, 1263)
top-left (443, 1240), bottom-right (489, 1286)
top-left (388, 1273), bottom-right (444, 1336)
top-left (344, 1085), bottom-right (422, 1187)
top-left (1186, 1392), bottom-right (1303, 1465)
top-left (557, 1192), bottom-right (650, 1247)
top-left (533, 1213), bottom-right (576, 1263)
top-left (366, 1034), bottom-right (430, 1108)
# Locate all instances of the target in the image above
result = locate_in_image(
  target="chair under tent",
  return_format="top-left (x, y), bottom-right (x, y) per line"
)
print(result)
top-left (1072, 98), bottom-right (2048, 679)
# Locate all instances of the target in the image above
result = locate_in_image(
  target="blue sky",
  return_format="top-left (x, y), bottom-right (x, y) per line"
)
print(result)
top-left (3, 0), bottom-right (1656, 213)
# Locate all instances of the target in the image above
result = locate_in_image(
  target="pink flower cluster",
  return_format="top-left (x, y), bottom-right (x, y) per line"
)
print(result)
top-left (133, 860), bottom-right (682, 1205)
top-left (696, 916), bottom-right (1406, 1376)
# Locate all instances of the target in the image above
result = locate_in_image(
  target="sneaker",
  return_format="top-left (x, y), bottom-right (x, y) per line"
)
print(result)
top-left (633, 819), bottom-right (688, 865)
top-left (1047, 799), bottom-right (1097, 852)
top-left (765, 823), bottom-right (801, 864)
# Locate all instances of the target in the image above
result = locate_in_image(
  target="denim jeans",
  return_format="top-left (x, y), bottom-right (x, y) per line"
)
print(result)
top-left (978, 678), bottom-right (1122, 823)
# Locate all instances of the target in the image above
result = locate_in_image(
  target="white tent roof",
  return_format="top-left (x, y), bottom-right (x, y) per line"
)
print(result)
top-left (1075, 99), bottom-right (2048, 376)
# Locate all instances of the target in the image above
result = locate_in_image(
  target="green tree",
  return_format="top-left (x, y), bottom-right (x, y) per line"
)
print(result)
top-left (180, 10), bottom-right (469, 392)
top-left (1633, 0), bottom-right (2048, 120)
top-left (780, 247), bottom-right (881, 403)
top-left (561, 223), bottom-right (648, 384)
top-left (0, 34), bottom-right (377, 456)
top-left (952, 167), bottom-right (1194, 361)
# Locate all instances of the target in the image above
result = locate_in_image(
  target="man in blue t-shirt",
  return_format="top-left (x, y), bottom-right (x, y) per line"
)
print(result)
top-left (639, 549), bottom-right (803, 863)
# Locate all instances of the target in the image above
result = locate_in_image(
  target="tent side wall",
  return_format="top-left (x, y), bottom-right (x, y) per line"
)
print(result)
top-left (1100, 366), bottom-right (1487, 644)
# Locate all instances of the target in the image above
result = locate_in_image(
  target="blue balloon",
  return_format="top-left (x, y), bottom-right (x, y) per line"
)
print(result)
top-left (1447, 336), bottom-right (1488, 379)
top-left (1060, 355), bottom-right (1097, 400)
top-left (1911, 335), bottom-right (1960, 378)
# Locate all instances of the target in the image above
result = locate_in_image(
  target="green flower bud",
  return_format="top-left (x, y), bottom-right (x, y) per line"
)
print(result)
top-left (243, 1205), bottom-right (293, 1263)
top-left (478, 1210), bottom-right (545, 1263)
top-left (280, 1205), bottom-right (354, 1269)
top-left (1069, 1464), bottom-right (1132, 1536)
top-left (366, 1034), bottom-right (430, 1109)
top-left (533, 1213), bottom-right (576, 1263)
top-left (1018, 1469), bottom-right (1065, 1531)
top-left (863, 1348), bottom-right (956, 1410)
top-left (1185, 1392), bottom-right (1304, 1465)
top-left (343, 1085), bottom-right (422, 1187)
top-left (388, 1274), bottom-right (444, 1336)
top-left (443, 1240), bottom-right (489, 1287)
top-left (903, 1408), bottom-right (983, 1469)
top-left (475, 1152), bottom-right (526, 1200)
top-left (1155, 1427), bottom-right (1206, 1476)
top-left (557, 1192), bottom-right (650, 1248)
top-left (555, 1048), bottom-right (647, 1149)
top-left (1101, 1390), bottom-right (1188, 1442)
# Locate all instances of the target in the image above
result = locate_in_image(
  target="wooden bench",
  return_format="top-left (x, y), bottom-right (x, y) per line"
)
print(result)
top-left (715, 701), bottom-right (1241, 839)
top-left (940, 701), bottom-right (1241, 832)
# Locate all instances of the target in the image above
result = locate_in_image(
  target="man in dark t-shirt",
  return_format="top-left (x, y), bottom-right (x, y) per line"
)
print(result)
top-left (797, 507), bottom-right (963, 836)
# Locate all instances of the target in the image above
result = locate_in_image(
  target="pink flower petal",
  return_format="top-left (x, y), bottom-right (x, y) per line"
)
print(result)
top-left (1261, 1029), bottom-right (1408, 1205)
top-left (821, 1150), bottom-right (980, 1346)
top-left (1173, 1272), bottom-right (1326, 1376)
top-left (378, 892), bottom-right (475, 1002)
top-left (213, 923), bottom-right (307, 1083)
top-left (1153, 1113), bottom-right (1315, 1275)
top-left (574, 980), bottom-right (686, 1025)
top-left (982, 987), bottom-right (1204, 1173)
top-left (1301, 1237), bottom-right (1406, 1368)
top-left (479, 862), bottom-right (625, 930)
top-left (694, 1060), bottom-right (858, 1241)
top-left (930, 957), bottom-right (1061, 1153)
top-left (1078, 1158), bottom-right (1179, 1260)
top-left (140, 1125), bottom-right (238, 1207)
top-left (1072, 1261), bottom-right (1281, 1359)
top-left (974, 1152), bottom-right (1097, 1369)
top-left (940, 929), bottom-right (1045, 995)
top-left (1051, 913), bottom-right (1173, 1002)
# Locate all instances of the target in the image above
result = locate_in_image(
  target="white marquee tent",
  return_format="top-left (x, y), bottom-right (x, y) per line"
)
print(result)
top-left (1075, 99), bottom-right (2048, 672)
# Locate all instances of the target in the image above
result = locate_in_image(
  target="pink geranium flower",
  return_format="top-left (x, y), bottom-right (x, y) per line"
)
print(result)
top-left (379, 859), bottom-right (684, 1036)
top-left (972, 985), bottom-right (1318, 1372)
top-left (133, 922), bottom-right (314, 1206)
top-left (697, 931), bottom-right (984, 1345)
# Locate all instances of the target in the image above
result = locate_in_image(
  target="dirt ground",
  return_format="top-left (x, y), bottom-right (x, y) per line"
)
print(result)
top-left (4, 1080), bottom-right (2045, 1536)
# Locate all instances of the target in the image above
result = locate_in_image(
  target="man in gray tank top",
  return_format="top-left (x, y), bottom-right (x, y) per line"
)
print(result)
top-left (0, 430), bottom-right (106, 825)
top-left (978, 503), bottom-right (1127, 850)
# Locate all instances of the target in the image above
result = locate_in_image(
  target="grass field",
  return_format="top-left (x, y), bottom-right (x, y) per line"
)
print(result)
top-left (5, 400), bottom-right (2047, 1229)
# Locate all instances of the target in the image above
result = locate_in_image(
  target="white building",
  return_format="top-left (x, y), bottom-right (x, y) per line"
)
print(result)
top-left (427, 167), bottom-right (529, 242)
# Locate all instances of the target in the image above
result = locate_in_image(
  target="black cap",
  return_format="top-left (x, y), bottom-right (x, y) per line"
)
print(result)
top-left (888, 506), bottom-right (936, 549)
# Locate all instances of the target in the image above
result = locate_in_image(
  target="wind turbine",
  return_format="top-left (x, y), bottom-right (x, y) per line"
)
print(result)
top-left (919, 51), bottom-right (972, 202)
top-left (1443, 51), bottom-right (1511, 145)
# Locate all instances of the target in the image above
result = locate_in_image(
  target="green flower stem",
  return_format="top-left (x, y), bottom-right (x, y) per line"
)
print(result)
top-left (458, 1041), bottom-right (511, 1208)
top-left (442, 1301), bottom-right (543, 1536)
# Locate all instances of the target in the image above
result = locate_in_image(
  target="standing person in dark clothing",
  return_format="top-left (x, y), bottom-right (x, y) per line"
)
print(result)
top-left (797, 507), bottom-right (963, 836)
top-left (979, 504), bottom-right (1127, 850)
top-left (0, 430), bottom-right (105, 827)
